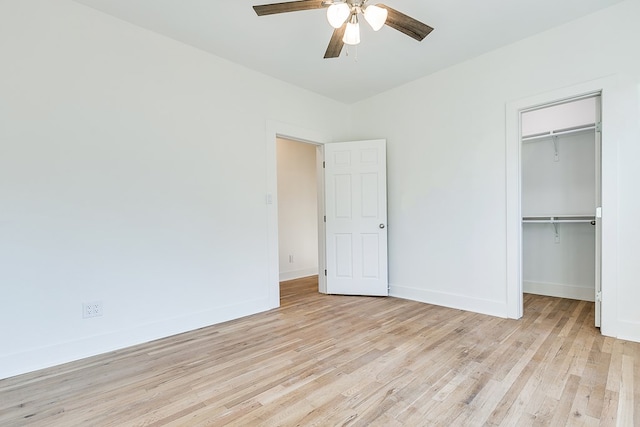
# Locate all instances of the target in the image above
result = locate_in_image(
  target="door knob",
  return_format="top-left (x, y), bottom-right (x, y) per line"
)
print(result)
top-left (379, 224), bottom-right (385, 229)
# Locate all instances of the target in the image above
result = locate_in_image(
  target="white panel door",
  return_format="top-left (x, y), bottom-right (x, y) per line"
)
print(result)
top-left (324, 139), bottom-right (388, 296)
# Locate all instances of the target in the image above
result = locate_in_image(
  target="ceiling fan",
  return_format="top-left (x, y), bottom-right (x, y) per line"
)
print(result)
top-left (253, 0), bottom-right (434, 58)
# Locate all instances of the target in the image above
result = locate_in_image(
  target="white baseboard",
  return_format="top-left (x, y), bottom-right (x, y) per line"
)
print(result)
top-left (524, 281), bottom-right (595, 302)
top-left (279, 268), bottom-right (318, 282)
top-left (0, 297), bottom-right (275, 380)
top-left (389, 284), bottom-right (508, 318)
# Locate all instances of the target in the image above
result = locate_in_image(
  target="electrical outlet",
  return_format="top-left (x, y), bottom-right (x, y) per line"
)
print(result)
top-left (83, 301), bottom-right (103, 318)
top-left (289, 255), bottom-right (294, 263)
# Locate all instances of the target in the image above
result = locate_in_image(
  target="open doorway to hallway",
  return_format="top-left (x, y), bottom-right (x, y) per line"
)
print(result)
top-left (276, 137), bottom-right (320, 297)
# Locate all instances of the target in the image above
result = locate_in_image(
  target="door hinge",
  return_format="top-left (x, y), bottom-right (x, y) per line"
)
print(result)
top-left (596, 122), bottom-right (602, 132)
top-left (323, 161), bottom-right (325, 168)
top-left (324, 269), bottom-right (327, 276)
top-left (324, 215), bottom-right (326, 223)
top-left (596, 291), bottom-right (602, 302)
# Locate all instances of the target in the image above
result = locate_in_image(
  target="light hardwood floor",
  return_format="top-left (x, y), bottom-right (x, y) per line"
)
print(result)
top-left (1, 276), bottom-right (638, 426)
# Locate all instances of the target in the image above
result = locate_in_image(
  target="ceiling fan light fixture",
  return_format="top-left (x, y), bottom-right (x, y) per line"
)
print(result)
top-left (364, 4), bottom-right (387, 31)
top-left (326, 3), bottom-right (351, 29)
top-left (253, 0), bottom-right (434, 59)
top-left (342, 14), bottom-right (360, 45)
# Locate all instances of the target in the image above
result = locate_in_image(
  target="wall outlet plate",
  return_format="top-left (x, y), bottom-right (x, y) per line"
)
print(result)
top-left (83, 301), bottom-right (103, 318)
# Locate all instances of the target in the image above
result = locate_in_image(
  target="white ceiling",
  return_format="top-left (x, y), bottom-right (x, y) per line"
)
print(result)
top-left (73, 0), bottom-right (624, 104)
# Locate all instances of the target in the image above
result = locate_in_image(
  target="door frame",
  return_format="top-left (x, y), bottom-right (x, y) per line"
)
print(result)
top-left (505, 77), bottom-right (617, 335)
top-left (265, 121), bottom-right (330, 306)
top-left (519, 93), bottom-right (601, 311)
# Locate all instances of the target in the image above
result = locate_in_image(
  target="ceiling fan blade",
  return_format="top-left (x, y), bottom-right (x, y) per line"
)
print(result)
top-left (377, 4), bottom-right (434, 42)
top-left (324, 24), bottom-right (346, 58)
top-left (253, 0), bottom-right (325, 16)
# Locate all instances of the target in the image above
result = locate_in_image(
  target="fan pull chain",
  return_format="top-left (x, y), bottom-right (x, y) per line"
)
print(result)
top-left (345, 45), bottom-right (358, 62)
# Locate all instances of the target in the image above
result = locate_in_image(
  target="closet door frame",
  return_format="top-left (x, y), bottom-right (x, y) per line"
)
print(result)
top-left (594, 96), bottom-right (602, 327)
top-left (505, 77), bottom-right (616, 333)
top-left (520, 96), bottom-right (599, 305)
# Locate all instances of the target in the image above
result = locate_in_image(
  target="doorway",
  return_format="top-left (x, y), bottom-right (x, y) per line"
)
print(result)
top-left (273, 136), bottom-right (389, 299)
top-left (266, 124), bottom-right (389, 305)
top-left (275, 137), bottom-right (321, 285)
top-left (520, 95), bottom-right (602, 326)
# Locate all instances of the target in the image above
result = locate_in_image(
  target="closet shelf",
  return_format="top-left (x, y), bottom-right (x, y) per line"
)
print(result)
top-left (522, 215), bottom-right (595, 224)
top-left (522, 123), bottom-right (596, 143)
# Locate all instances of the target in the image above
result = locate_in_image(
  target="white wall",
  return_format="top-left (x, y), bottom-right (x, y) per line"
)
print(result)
top-left (521, 131), bottom-right (596, 216)
top-left (351, 0), bottom-right (640, 342)
top-left (522, 223), bottom-right (595, 300)
top-left (0, 0), bottom-right (350, 379)
top-left (276, 138), bottom-right (318, 281)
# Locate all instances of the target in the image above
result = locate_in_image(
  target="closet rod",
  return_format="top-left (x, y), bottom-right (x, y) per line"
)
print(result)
top-left (522, 215), bottom-right (596, 224)
top-left (521, 123), bottom-right (596, 143)
top-left (522, 219), bottom-right (594, 224)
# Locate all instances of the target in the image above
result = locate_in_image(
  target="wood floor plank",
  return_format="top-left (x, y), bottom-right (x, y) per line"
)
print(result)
top-left (1, 276), bottom-right (639, 426)
top-left (616, 354), bottom-right (636, 426)
top-left (599, 389), bottom-right (620, 427)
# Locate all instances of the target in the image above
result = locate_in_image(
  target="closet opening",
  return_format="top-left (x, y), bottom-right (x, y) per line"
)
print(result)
top-left (520, 94), bottom-right (602, 327)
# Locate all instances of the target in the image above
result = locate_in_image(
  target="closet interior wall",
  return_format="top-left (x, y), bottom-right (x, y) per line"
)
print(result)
top-left (521, 97), bottom-right (598, 302)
